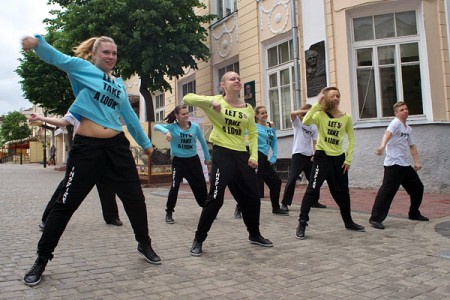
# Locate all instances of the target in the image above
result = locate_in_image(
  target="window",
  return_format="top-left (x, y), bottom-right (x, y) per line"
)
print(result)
top-left (154, 94), bottom-right (165, 122)
top-left (181, 80), bottom-right (196, 115)
top-left (266, 40), bottom-right (294, 129)
top-left (215, 0), bottom-right (237, 19)
top-left (353, 10), bottom-right (423, 119)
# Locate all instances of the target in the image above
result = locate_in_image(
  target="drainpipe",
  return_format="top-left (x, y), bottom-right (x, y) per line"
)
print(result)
top-left (291, 0), bottom-right (301, 109)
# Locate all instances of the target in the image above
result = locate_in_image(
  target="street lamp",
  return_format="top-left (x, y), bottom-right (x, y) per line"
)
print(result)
top-left (43, 111), bottom-right (47, 168)
top-left (8, 132), bottom-right (13, 163)
top-left (18, 121), bottom-right (24, 165)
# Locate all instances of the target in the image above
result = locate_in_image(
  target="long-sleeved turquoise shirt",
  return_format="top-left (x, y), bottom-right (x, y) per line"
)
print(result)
top-left (256, 123), bottom-right (278, 164)
top-left (153, 122), bottom-right (210, 160)
top-left (33, 35), bottom-right (151, 150)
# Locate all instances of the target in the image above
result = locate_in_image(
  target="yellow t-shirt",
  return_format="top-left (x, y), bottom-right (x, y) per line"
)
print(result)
top-left (183, 93), bottom-right (258, 161)
top-left (303, 102), bottom-right (355, 165)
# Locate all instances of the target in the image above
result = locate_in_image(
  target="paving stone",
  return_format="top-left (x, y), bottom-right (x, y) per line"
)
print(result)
top-left (1, 164), bottom-right (449, 299)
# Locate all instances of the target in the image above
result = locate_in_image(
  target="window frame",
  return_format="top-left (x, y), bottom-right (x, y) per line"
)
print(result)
top-left (348, 0), bottom-right (431, 123)
top-left (263, 37), bottom-right (295, 130)
top-left (178, 76), bottom-right (197, 116)
top-left (212, 0), bottom-right (237, 20)
top-left (215, 60), bottom-right (240, 95)
top-left (154, 93), bottom-right (165, 123)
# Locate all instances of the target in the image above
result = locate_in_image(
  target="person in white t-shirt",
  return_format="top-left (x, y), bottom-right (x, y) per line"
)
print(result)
top-left (280, 104), bottom-right (326, 213)
top-left (369, 102), bottom-right (428, 230)
top-left (29, 113), bottom-right (122, 229)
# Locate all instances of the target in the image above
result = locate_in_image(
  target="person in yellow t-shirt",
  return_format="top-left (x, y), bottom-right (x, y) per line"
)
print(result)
top-left (295, 87), bottom-right (365, 240)
top-left (184, 71), bottom-right (273, 256)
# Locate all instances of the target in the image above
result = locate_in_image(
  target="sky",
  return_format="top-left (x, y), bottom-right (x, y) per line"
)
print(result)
top-left (0, 0), bottom-right (59, 116)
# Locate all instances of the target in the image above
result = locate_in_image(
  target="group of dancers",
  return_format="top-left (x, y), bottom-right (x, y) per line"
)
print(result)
top-left (21, 34), bottom-right (428, 287)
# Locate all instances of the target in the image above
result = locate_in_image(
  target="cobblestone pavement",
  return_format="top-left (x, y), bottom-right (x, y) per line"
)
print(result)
top-left (1, 164), bottom-right (450, 299)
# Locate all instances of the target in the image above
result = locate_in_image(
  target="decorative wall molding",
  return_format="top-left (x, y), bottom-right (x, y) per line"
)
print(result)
top-left (258, 0), bottom-right (290, 34)
top-left (211, 14), bottom-right (239, 58)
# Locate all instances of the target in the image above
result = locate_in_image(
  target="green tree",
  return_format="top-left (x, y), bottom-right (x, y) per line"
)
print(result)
top-left (15, 30), bottom-right (74, 116)
top-left (47, 0), bottom-right (215, 121)
top-left (0, 112), bottom-right (32, 144)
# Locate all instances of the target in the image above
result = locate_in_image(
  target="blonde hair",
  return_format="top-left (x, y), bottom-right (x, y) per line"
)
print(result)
top-left (393, 101), bottom-right (407, 112)
top-left (72, 36), bottom-right (115, 60)
top-left (220, 71), bottom-right (239, 97)
top-left (320, 87), bottom-right (340, 112)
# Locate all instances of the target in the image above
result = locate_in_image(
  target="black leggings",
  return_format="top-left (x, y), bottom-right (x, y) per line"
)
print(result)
top-left (298, 150), bottom-right (354, 226)
top-left (281, 153), bottom-right (316, 206)
top-left (194, 146), bottom-right (261, 242)
top-left (166, 155), bottom-right (207, 212)
top-left (37, 133), bottom-right (151, 260)
top-left (256, 151), bottom-right (282, 209)
top-left (41, 180), bottom-right (119, 224)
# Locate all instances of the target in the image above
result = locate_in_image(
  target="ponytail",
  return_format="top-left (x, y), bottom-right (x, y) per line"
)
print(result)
top-left (164, 104), bottom-right (188, 123)
top-left (72, 36), bottom-right (115, 61)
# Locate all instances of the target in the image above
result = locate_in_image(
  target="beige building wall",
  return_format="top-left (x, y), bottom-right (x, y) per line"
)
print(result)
top-left (126, 0), bottom-right (450, 191)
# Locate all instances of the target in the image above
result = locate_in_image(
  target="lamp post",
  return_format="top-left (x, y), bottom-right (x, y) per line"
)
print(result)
top-left (8, 132), bottom-right (13, 163)
top-left (18, 121), bottom-right (24, 165)
top-left (43, 112), bottom-right (47, 168)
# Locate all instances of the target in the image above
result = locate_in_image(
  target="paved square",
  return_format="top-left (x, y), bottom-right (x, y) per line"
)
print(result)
top-left (1, 164), bottom-right (449, 299)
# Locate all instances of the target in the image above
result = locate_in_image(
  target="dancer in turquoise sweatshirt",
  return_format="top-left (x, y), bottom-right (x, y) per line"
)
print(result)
top-left (22, 34), bottom-right (160, 287)
top-left (154, 104), bottom-right (211, 224)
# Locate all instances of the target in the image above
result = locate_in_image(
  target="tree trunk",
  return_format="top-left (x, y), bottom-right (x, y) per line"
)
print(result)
top-left (139, 79), bottom-right (155, 122)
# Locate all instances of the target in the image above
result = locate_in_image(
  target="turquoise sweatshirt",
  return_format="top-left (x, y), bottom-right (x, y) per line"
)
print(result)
top-left (256, 123), bottom-right (278, 164)
top-left (33, 35), bottom-right (151, 150)
top-left (153, 122), bottom-right (210, 160)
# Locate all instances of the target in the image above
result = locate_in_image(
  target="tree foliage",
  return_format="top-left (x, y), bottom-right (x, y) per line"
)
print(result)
top-left (45, 0), bottom-right (215, 121)
top-left (15, 30), bottom-right (74, 116)
top-left (0, 112), bottom-right (32, 144)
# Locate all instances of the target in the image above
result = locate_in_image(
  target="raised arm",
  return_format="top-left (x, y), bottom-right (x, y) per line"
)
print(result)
top-left (29, 113), bottom-right (70, 128)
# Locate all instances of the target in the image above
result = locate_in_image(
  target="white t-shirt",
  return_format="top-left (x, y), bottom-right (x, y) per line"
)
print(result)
top-left (384, 117), bottom-right (414, 166)
top-left (62, 112), bottom-right (80, 136)
top-left (291, 117), bottom-right (318, 156)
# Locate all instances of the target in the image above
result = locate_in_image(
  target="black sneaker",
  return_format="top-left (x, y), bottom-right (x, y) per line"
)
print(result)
top-left (295, 222), bottom-right (308, 239)
top-left (311, 202), bottom-right (327, 208)
top-left (190, 240), bottom-right (203, 256)
top-left (345, 223), bottom-right (365, 232)
top-left (249, 235), bottom-right (273, 247)
top-left (233, 206), bottom-right (242, 219)
top-left (272, 207), bottom-right (289, 215)
top-left (369, 219), bottom-right (385, 230)
top-left (137, 243), bottom-right (161, 265)
top-left (165, 212), bottom-right (175, 224)
top-left (38, 221), bottom-right (45, 231)
top-left (409, 215), bottom-right (429, 221)
top-left (23, 256), bottom-right (48, 287)
top-left (280, 204), bottom-right (289, 212)
top-left (106, 218), bottom-right (123, 226)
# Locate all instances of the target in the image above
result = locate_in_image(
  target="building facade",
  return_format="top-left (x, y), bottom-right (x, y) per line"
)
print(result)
top-left (127, 0), bottom-right (450, 192)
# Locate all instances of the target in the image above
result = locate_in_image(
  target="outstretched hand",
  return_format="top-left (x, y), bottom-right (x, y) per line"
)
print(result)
top-left (22, 36), bottom-right (38, 51)
top-left (29, 113), bottom-right (41, 122)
